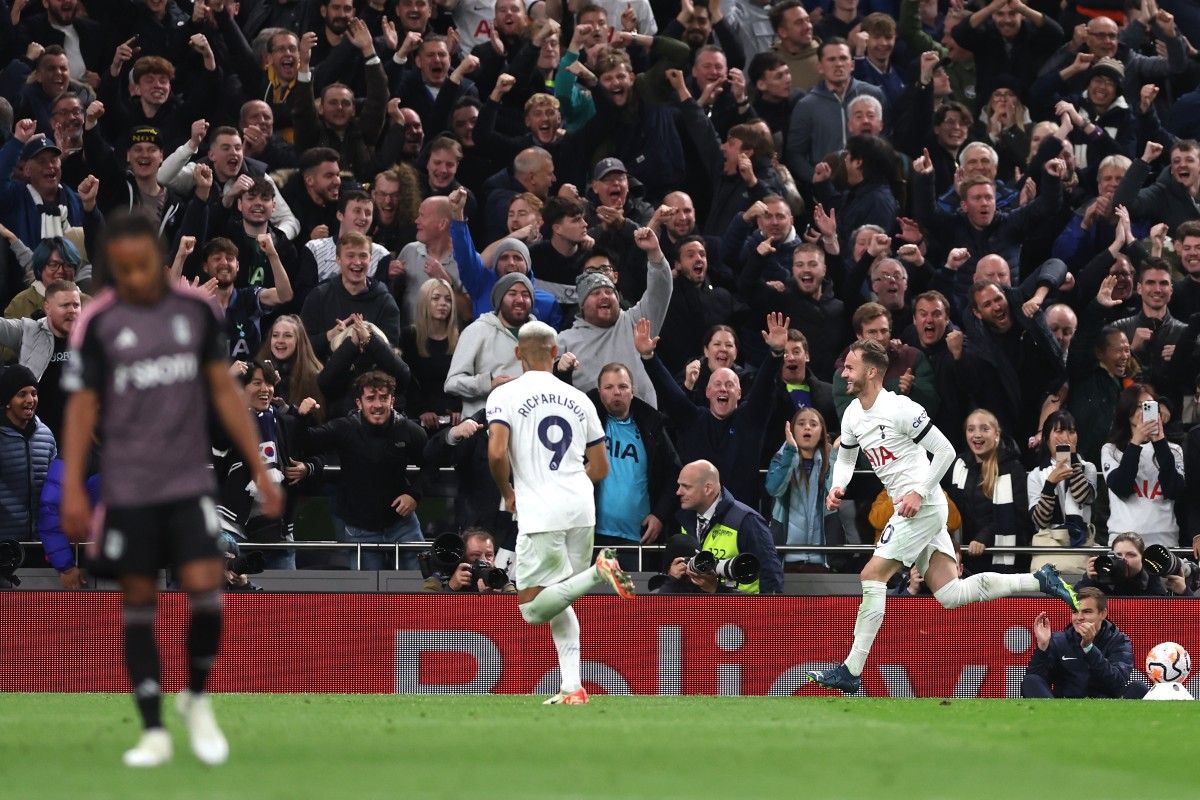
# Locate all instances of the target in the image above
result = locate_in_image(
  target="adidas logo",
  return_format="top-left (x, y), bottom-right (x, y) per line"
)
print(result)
top-left (114, 327), bottom-right (139, 350)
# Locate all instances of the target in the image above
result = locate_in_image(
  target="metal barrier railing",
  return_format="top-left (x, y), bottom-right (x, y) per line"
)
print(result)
top-left (16, 540), bottom-right (1196, 574)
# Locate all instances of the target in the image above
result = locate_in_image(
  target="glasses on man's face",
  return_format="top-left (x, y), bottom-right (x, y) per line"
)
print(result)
top-left (872, 272), bottom-right (905, 283)
top-left (53, 107), bottom-right (83, 117)
top-left (43, 260), bottom-right (70, 272)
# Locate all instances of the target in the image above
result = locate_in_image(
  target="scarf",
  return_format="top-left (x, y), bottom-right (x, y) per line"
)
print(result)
top-left (28, 185), bottom-right (68, 239)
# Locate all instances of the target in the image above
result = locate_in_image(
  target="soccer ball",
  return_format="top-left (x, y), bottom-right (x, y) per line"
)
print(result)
top-left (1145, 642), bottom-right (1191, 684)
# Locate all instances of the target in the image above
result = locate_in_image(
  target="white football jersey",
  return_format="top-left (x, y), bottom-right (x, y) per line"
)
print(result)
top-left (452, 0), bottom-right (495, 54)
top-left (840, 389), bottom-right (946, 504)
top-left (487, 370), bottom-right (605, 534)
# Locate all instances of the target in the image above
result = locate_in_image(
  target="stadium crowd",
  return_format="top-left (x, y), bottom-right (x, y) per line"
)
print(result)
top-left (2, 0), bottom-right (1200, 595)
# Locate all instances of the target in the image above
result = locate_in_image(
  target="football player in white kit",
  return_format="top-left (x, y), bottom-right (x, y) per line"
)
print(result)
top-left (806, 339), bottom-right (1080, 694)
top-left (487, 320), bottom-right (635, 705)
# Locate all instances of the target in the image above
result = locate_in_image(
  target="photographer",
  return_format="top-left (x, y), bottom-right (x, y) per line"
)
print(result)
top-left (1075, 533), bottom-right (1188, 597)
top-left (1020, 588), bottom-right (1149, 699)
top-left (420, 528), bottom-right (516, 593)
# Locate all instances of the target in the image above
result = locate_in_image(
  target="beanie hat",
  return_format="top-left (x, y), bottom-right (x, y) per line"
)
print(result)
top-left (491, 271), bottom-right (534, 311)
top-left (1087, 57), bottom-right (1125, 93)
top-left (575, 269), bottom-right (616, 303)
top-left (0, 365), bottom-right (37, 406)
top-left (488, 238), bottom-right (531, 271)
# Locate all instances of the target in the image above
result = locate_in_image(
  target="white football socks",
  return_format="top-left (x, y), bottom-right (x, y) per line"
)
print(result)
top-left (933, 572), bottom-right (1039, 609)
top-left (518, 566), bottom-right (603, 625)
top-left (844, 580), bottom-right (887, 676)
top-left (549, 608), bottom-right (581, 693)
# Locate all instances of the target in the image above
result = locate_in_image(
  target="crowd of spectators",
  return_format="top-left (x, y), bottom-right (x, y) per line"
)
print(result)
top-left (2, 0), bottom-right (1200, 594)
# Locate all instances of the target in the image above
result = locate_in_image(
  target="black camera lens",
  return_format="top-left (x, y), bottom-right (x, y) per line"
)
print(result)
top-left (470, 560), bottom-right (509, 590)
top-left (715, 553), bottom-right (760, 584)
top-left (687, 550), bottom-right (717, 574)
top-left (228, 551), bottom-right (265, 575)
top-left (0, 539), bottom-right (23, 573)
top-left (1143, 544), bottom-right (1180, 577)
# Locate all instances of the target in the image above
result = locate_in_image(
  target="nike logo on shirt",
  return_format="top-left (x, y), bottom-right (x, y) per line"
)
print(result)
top-left (1061, 656), bottom-right (1077, 661)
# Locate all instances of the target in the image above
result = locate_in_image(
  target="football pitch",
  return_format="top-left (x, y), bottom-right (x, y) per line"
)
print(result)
top-left (2, 693), bottom-right (1195, 800)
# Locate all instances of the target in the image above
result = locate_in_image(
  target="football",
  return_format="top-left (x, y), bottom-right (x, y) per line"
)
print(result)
top-left (1145, 642), bottom-right (1192, 684)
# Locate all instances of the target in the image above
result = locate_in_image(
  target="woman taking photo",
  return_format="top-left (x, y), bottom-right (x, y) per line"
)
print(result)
top-left (1026, 410), bottom-right (1097, 549)
top-left (945, 409), bottom-right (1029, 574)
top-left (1075, 533), bottom-right (1182, 597)
top-left (1101, 385), bottom-right (1184, 550)
top-left (400, 278), bottom-right (462, 431)
top-left (766, 407), bottom-right (832, 572)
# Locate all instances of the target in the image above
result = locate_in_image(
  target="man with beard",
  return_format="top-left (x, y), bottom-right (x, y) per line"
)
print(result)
top-left (0, 121), bottom-right (101, 249)
top-left (740, 242), bottom-right (848, 379)
top-left (962, 278), bottom-right (1064, 445)
top-left (766, 0), bottom-right (818, 91)
top-left (444, 271), bottom-right (536, 416)
top-left (182, 236), bottom-right (293, 360)
top-left (657, 236), bottom-right (742, 373)
top-left (0, 280), bottom-right (80, 438)
top-left (636, 312), bottom-right (788, 507)
top-left (468, 0), bottom-right (530, 96)
top-left (588, 361), bottom-right (680, 571)
top-left (301, 370), bottom-right (428, 570)
top-left (370, 168), bottom-right (418, 254)
top-left (293, 18), bottom-right (388, 182)
top-left (279, 146), bottom-right (340, 242)
top-left (301, 231), bottom-right (401, 359)
top-left (558, 226), bottom-right (671, 407)
top-left (17, 0), bottom-right (107, 82)
top-left (655, 191), bottom-right (730, 286)
top-left (664, 0), bottom-right (746, 70)
top-left (901, 290), bottom-right (971, 450)
top-left (1110, 258), bottom-right (1190, 397)
top-left (100, 47), bottom-right (221, 158)
top-left (308, 0), bottom-right (355, 68)
top-left (482, 146), bottom-right (555, 243)
top-left (159, 123), bottom-right (300, 240)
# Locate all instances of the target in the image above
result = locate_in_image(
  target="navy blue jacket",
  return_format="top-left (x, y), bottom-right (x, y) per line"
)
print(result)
top-left (676, 487), bottom-right (785, 595)
top-left (0, 416), bottom-right (56, 541)
top-left (1025, 619), bottom-right (1135, 698)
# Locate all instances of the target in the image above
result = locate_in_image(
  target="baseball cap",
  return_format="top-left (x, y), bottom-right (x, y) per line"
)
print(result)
top-left (20, 135), bottom-right (61, 161)
top-left (592, 157), bottom-right (627, 181)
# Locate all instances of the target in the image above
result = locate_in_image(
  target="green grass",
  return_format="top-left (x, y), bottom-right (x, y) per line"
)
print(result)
top-left (1, 693), bottom-right (1195, 800)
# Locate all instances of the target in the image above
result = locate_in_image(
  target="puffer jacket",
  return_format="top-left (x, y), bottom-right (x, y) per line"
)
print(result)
top-left (0, 417), bottom-right (56, 540)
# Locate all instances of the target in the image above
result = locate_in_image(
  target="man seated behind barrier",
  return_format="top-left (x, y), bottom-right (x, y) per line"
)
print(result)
top-left (421, 528), bottom-right (516, 593)
top-left (1020, 587), bottom-right (1148, 699)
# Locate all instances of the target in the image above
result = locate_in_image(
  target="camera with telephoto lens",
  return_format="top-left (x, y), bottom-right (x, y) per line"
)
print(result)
top-left (418, 533), bottom-right (508, 589)
top-left (0, 539), bottom-right (24, 587)
top-left (1094, 552), bottom-right (1130, 582)
top-left (686, 550), bottom-right (760, 584)
top-left (1143, 544), bottom-right (1195, 580)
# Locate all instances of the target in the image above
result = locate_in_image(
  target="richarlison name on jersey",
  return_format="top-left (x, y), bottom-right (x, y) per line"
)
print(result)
top-left (514, 392), bottom-right (589, 422)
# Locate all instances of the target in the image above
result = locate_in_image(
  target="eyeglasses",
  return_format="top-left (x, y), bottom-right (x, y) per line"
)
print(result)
top-left (1088, 31), bottom-right (1118, 39)
top-left (872, 272), bottom-right (906, 282)
top-left (42, 260), bottom-right (71, 271)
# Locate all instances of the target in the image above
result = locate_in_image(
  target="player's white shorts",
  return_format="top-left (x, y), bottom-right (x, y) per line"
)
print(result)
top-left (514, 526), bottom-right (594, 589)
top-left (875, 501), bottom-right (955, 573)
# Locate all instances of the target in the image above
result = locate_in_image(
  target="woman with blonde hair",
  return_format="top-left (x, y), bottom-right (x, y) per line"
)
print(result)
top-left (400, 278), bottom-right (463, 430)
top-left (766, 407), bottom-right (832, 572)
top-left (945, 409), bottom-right (1030, 574)
top-left (258, 314), bottom-right (325, 422)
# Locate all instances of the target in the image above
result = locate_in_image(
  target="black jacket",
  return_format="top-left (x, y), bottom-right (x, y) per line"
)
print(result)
top-left (587, 390), bottom-right (681, 527)
top-left (300, 278), bottom-right (403, 360)
top-left (422, 408), bottom-right (511, 536)
top-left (301, 409), bottom-right (427, 531)
top-left (1024, 619), bottom-right (1136, 698)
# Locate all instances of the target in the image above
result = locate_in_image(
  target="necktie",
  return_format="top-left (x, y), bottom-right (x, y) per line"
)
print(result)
top-left (696, 515), bottom-right (709, 538)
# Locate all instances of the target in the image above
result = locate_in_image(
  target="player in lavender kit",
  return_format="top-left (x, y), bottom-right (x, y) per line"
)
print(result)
top-left (806, 339), bottom-right (1079, 694)
top-left (487, 320), bottom-right (634, 705)
top-left (59, 215), bottom-right (283, 766)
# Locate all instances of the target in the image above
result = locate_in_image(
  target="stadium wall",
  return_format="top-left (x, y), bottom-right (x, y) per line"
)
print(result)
top-left (3, 593), bottom-right (1196, 698)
